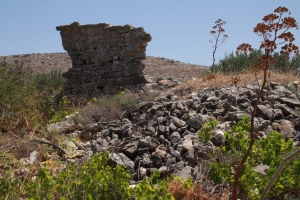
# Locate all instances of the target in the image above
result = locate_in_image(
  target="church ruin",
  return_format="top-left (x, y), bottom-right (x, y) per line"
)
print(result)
top-left (56, 22), bottom-right (152, 95)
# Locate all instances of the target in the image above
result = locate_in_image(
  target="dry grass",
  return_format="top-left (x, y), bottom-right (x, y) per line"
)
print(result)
top-left (0, 134), bottom-right (39, 160)
top-left (167, 178), bottom-right (229, 200)
top-left (176, 72), bottom-right (300, 92)
top-left (0, 133), bottom-right (47, 181)
top-left (77, 92), bottom-right (138, 124)
top-left (144, 57), bottom-right (207, 82)
top-left (79, 102), bottom-right (123, 124)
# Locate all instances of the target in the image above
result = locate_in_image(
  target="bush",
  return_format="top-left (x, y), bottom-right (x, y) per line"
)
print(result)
top-left (24, 151), bottom-right (132, 199)
top-left (200, 117), bottom-right (300, 199)
top-left (0, 151), bottom-right (179, 199)
top-left (272, 52), bottom-right (300, 74)
top-left (49, 95), bottom-right (74, 124)
top-left (0, 62), bottom-right (68, 133)
top-left (213, 50), bottom-right (262, 74)
top-left (213, 50), bottom-right (300, 75)
top-left (32, 70), bottom-right (67, 94)
top-left (0, 64), bottom-right (34, 132)
top-left (79, 90), bottom-right (138, 124)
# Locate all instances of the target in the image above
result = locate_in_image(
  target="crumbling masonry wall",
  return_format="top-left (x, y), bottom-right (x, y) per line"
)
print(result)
top-left (56, 22), bottom-right (152, 95)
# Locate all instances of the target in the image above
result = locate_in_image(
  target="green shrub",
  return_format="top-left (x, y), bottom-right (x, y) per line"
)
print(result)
top-left (200, 117), bottom-right (300, 199)
top-left (49, 96), bottom-right (73, 123)
top-left (0, 62), bottom-right (68, 133)
top-left (213, 50), bottom-right (300, 75)
top-left (213, 50), bottom-right (262, 74)
top-left (0, 150), bottom-right (35, 199)
top-left (198, 118), bottom-right (218, 143)
top-left (25, 151), bottom-right (131, 199)
top-left (0, 151), bottom-right (177, 199)
top-left (0, 64), bottom-right (34, 131)
top-left (32, 70), bottom-right (67, 94)
top-left (131, 170), bottom-right (174, 200)
top-left (0, 170), bottom-right (24, 200)
top-left (271, 52), bottom-right (300, 74)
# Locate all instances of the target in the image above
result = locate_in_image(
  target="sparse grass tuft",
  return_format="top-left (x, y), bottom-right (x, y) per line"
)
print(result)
top-left (78, 91), bottom-right (138, 124)
top-left (144, 58), bottom-right (207, 82)
top-left (167, 177), bottom-right (228, 200)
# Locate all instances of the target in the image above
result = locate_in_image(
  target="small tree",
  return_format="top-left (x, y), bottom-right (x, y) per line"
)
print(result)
top-left (233, 6), bottom-right (299, 200)
top-left (209, 19), bottom-right (228, 74)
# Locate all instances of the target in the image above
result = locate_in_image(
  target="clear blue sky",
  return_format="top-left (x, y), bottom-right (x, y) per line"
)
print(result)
top-left (1, 1), bottom-right (299, 66)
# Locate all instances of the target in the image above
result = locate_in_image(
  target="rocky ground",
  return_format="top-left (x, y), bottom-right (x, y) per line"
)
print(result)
top-left (1, 52), bottom-right (300, 199)
top-left (46, 79), bottom-right (300, 198)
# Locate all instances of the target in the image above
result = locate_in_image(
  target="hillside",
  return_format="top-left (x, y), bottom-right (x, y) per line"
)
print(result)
top-left (0, 53), bottom-right (208, 78)
top-left (1, 52), bottom-right (300, 199)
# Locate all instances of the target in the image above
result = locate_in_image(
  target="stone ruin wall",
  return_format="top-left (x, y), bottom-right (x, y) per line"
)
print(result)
top-left (56, 22), bottom-right (152, 95)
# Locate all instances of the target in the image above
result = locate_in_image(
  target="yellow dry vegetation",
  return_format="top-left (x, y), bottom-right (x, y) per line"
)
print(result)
top-left (181, 72), bottom-right (299, 91)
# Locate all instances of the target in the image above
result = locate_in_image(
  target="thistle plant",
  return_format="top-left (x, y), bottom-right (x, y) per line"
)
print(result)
top-left (233, 6), bottom-right (299, 200)
top-left (209, 19), bottom-right (228, 74)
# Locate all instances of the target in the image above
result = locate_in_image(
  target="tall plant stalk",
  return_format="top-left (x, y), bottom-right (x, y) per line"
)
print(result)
top-left (232, 6), bottom-right (299, 200)
top-left (209, 19), bottom-right (228, 74)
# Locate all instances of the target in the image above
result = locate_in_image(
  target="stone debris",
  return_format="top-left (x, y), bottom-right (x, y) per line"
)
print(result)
top-left (46, 82), bottom-right (300, 182)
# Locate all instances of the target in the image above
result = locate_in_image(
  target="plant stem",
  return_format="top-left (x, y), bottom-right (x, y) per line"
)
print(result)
top-left (232, 66), bottom-right (268, 200)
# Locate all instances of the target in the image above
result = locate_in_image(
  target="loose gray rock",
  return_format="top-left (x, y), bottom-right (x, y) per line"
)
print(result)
top-left (108, 152), bottom-right (134, 170)
top-left (182, 140), bottom-right (193, 151)
top-left (47, 119), bottom-right (76, 133)
top-left (276, 97), bottom-right (300, 109)
top-left (174, 165), bottom-right (198, 181)
top-left (275, 120), bottom-right (296, 138)
top-left (158, 125), bottom-right (166, 134)
top-left (225, 111), bottom-right (248, 122)
top-left (152, 149), bottom-right (166, 159)
top-left (138, 147), bottom-right (149, 155)
top-left (172, 116), bottom-right (187, 128)
top-left (210, 132), bottom-right (225, 146)
top-left (158, 166), bottom-right (169, 177)
top-left (257, 105), bottom-right (275, 120)
top-left (277, 104), bottom-right (298, 118)
top-left (187, 115), bottom-right (210, 130)
top-left (169, 132), bottom-right (181, 144)
top-left (138, 167), bottom-right (147, 179)
top-left (123, 141), bottom-right (139, 160)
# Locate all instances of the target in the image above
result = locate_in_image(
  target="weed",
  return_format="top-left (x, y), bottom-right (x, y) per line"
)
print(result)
top-left (0, 61), bottom-right (67, 134)
top-left (78, 90), bottom-right (137, 124)
top-left (210, 19), bottom-right (228, 74)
